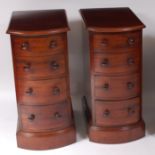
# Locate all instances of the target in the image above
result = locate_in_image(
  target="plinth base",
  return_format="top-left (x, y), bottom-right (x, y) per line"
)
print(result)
top-left (17, 125), bottom-right (76, 150)
top-left (89, 120), bottom-right (145, 144)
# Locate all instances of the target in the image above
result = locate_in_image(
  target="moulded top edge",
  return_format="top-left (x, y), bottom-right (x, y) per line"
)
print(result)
top-left (86, 25), bottom-right (145, 33)
top-left (6, 28), bottom-right (70, 36)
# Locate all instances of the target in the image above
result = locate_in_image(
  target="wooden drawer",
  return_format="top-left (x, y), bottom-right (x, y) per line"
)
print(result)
top-left (93, 31), bottom-right (141, 53)
top-left (16, 77), bottom-right (68, 105)
top-left (12, 33), bottom-right (66, 57)
top-left (15, 54), bottom-right (66, 80)
top-left (94, 73), bottom-right (140, 100)
top-left (95, 98), bottom-right (140, 126)
top-left (94, 51), bottom-right (140, 74)
top-left (19, 101), bottom-right (72, 132)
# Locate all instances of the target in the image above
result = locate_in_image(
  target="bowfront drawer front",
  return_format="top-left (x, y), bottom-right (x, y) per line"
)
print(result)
top-left (16, 78), bottom-right (68, 105)
top-left (93, 31), bottom-right (141, 53)
top-left (94, 73), bottom-right (140, 100)
top-left (95, 97), bottom-right (140, 126)
top-left (19, 102), bottom-right (72, 132)
top-left (12, 33), bottom-right (66, 57)
top-left (15, 54), bottom-right (66, 80)
top-left (94, 51), bottom-right (140, 74)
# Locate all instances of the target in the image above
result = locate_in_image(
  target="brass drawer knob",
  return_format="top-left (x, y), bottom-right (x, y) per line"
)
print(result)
top-left (25, 87), bottom-right (33, 95)
top-left (127, 82), bottom-right (134, 89)
top-left (21, 42), bottom-right (29, 50)
top-left (23, 63), bottom-right (31, 71)
top-left (28, 114), bottom-right (35, 121)
top-left (54, 112), bottom-right (62, 118)
top-left (128, 106), bottom-right (135, 115)
top-left (49, 41), bottom-right (57, 48)
top-left (128, 37), bottom-right (135, 46)
top-left (127, 57), bottom-right (134, 65)
top-left (103, 109), bottom-right (110, 117)
top-left (52, 87), bottom-right (60, 95)
top-left (101, 58), bottom-right (109, 66)
top-left (50, 61), bottom-right (60, 70)
top-left (103, 83), bottom-right (109, 90)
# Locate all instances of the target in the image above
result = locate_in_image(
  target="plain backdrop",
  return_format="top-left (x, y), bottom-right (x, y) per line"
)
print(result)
top-left (0, 0), bottom-right (155, 155)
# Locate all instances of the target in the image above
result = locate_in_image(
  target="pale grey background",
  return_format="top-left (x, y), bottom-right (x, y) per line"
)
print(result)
top-left (0, 0), bottom-right (155, 154)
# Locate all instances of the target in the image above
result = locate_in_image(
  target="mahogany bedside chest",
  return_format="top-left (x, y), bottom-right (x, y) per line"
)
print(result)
top-left (7, 10), bottom-right (76, 150)
top-left (80, 8), bottom-right (145, 143)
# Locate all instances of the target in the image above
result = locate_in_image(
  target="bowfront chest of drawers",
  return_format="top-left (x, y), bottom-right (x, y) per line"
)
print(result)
top-left (80, 8), bottom-right (145, 143)
top-left (7, 10), bottom-right (76, 150)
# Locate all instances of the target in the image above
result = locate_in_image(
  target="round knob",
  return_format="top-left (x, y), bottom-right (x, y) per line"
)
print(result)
top-left (101, 39), bottom-right (108, 47)
top-left (23, 63), bottom-right (31, 72)
top-left (28, 114), bottom-right (35, 121)
top-left (50, 61), bottom-right (59, 70)
top-left (128, 106), bottom-right (135, 115)
top-left (101, 58), bottom-right (109, 66)
top-left (49, 41), bottom-right (57, 48)
top-left (21, 42), bottom-right (29, 50)
top-left (52, 87), bottom-right (60, 95)
top-left (25, 88), bottom-right (33, 95)
top-left (103, 83), bottom-right (109, 91)
top-left (127, 57), bottom-right (134, 65)
top-left (103, 109), bottom-right (110, 117)
top-left (128, 37), bottom-right (135, 46)
top-left (127, 82), bottom-right (134, 90)
top-left (54, 112), bottom-right (62, 118)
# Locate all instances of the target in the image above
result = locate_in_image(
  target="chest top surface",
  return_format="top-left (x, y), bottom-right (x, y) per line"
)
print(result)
top-left (80, 7), bottom-right (145, 32)
top-left (7, 9), bottom-right (70, 36)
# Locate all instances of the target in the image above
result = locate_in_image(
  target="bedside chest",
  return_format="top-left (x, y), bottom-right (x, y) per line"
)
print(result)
top-left (80, 8), bottom-right (145, 143)
top-left (7, 10), bottom-right (76, 150)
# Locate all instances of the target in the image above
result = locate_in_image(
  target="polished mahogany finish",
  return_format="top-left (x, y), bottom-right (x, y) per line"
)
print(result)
top-left (94, 73), bottom-right (140, 100)
top-left (11, 34), bottom-right (66, 57)
top-left (80, 7), bottom-right (145, 143)
top-left (19, 101), bottom-right (72, 131)
top-left (80, 7), bottom-right (144, 32)
top-left (7, 10), bottom-right (69, 35)
top-left (7, 10), bottom-right (76, 150)
top-left (95, 98), bottom-right (140, 126)
top-left (94, 51), bottom-right (140, 74)
top-left (16, 78), bottom-right (68, 105)
top-left (93, 31), bottom-right (141, 52)
top-left (15, 54), bottom-right (66, 80)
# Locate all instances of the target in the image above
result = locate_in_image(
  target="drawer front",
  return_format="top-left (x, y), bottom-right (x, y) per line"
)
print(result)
top-left (15, 54), bottom-right (66, 80)
top-left (94, 73), bottom-right (140, 100)
top-left (19, 102), bottom-right (72, 131)
top-left (93, 31), bottom-right (141, 53)
top-left (16, 78), bottom-right (68, 105)
top-left (94, 51), bottom-right (140, 74)
top-left (12, 33), bottom-right (66, 57)
top-left (95, 98), bottom-right (140, 126)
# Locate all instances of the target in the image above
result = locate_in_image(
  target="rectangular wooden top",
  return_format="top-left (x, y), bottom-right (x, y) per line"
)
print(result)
top-left (80, 7), bottom-right (145, 32)
top-left (7, 9), bottom-right (70, 36)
